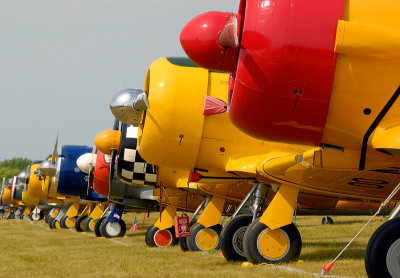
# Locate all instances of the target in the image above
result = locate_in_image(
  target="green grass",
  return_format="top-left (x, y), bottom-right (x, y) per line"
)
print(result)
top-left (0, 214), bottom-right (386, 278)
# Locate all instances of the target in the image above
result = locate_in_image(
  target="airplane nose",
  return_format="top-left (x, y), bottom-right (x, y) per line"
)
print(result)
top-left (180, 11), bottom-right (238, 73)
top-left (77, 153), bottom-right (97, 174)
top-left (94, 130), bottom-right (121, 155)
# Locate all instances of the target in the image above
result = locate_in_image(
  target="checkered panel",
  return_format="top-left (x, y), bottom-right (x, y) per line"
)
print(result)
top-left (117, 124), bottom-right (157, 186)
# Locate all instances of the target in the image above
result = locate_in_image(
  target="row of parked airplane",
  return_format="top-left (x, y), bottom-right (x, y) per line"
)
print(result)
top-left (1, 1), bottom-right (400, 276)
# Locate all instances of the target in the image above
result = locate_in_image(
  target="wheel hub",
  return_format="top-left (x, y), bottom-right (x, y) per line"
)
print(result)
top-left (387, 238), bottom-right (400, 277)
top-left (65, 218), bottom-right (76, 228)
top-left (257, 228), bottom-right (290, 261)
top-left (31, 213), bottom-right (40, 221)
top-left (195, 228), bottom-right (219, 251)
top-left (232, 226), bottom-right (247, 257)
top-left (105, 222), bottom-right (121, 237)
top-left (154, 230), bottom-right (172, 247)
top-left (89, 219), bottom-right (96, 231)
top-left (55, 221), bottom-right (62, 229)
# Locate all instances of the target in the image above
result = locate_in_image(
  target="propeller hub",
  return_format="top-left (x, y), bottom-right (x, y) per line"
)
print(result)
top-left (180, 11), bottom-right (238, 72)
top-left (15, 183), bottom-right (25, 192)
top-left (110, 89), bottom-right (149, 125)
top-left (39, 160), bottom-right (57, 177)
top-left (77, 153), bottom-right (97, 174)
top-left (95, 130), bottom-right (121, 155)
top-left (17, 171), bottom-right (29, 184)
top-left (1, 188), bottom-right (12, 205)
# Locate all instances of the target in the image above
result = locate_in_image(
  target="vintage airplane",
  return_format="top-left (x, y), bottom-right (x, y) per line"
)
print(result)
top-left (77, 148), bottom-right (161, 238)
top-left (106, 56), bottom-right (400, 266)
top-left (0, 176), bottom-right (27, 219)
top-left (94, 124), bottom-right (238, 248)
top-left (180, 1), bottom-right (400, 275)
top-left (15, 142), bottom-right (107, 230)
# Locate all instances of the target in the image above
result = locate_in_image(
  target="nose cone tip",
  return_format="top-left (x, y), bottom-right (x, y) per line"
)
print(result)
top-left (77, 153), bottom-right (97, 174)
top-left (95, 130), bottom-right (121, 155)
top-left (180, 11), bottom-right (238, 72)
top-left (39, 161), bottom-right (57, 177)
top-left (17, 171), bottom-right (29, 183)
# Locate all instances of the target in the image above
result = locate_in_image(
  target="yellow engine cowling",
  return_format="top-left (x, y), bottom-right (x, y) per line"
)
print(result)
top-left (28, 162), bottom-right (47, 199)
top-left (139, 57), bottom-right (308, 177)
top-left (2, 188), bottom-right (12, 205)
top-left (22, 191), bottom-right (40, 205)
top-left (42, 176), bottom-right (61, 199)
top-left (138, 57), bottom-right (209, 170)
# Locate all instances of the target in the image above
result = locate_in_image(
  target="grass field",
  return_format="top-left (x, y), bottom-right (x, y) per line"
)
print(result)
top-left (0, 213), bottom-right (386, 278)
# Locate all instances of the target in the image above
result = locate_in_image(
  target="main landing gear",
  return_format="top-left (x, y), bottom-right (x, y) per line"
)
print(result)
top-left (221, 183), bottom-right (267, 261)
top-left (186, 223), bottom-right (222, 251)
top-left (244, 220), bottom-right (301, 264)
top-left (184, 196), bottom-right (226, 252)
top-left (29, 208), bottom-right (44, 221)
top-left (365, 204), bottom-right (400, 278)
top-left (94, 203), bottom-right (127, 238)
top-left (146, 225), bottom-right (178, 247)
top-left (221, 182), bottom-right (302, 264)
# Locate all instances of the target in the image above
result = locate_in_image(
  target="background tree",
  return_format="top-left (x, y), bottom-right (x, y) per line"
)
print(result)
top-left (0, 158), bottom-right (32, 181)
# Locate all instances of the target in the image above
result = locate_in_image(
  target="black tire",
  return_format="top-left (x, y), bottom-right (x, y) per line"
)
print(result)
top-left (178, 221), bottom-right (195, 252)
top-left (365, 217), bottom-right (400, 278)
top-left (94, 216), bottom-right (107, 237)
top-left (321, 216), bottom-right (334, 225)
top-left (243, 218), bottom-right (302, 264)
top-left (45, 214), bottom-right (50, 223)
top-left (60, 216), bottom-right (68, 229)
top-left (48, 217), bottom-right (55, 228)
top-left (171, 226), bottom-right (179, 246)
top-left (54, 219), bottom-right (61, 229)
top-left (75, 215), bottom-right (88, 232)
top-left (187, 223), bottom-right (222, 252)
top-left (31, 211), bottom-right (44, 222)
top-left (100, 219), bottom-right (126, 238)
top-left (221, 214), bottom-right (253, 261)
top-left (50, 218), bottom-right (58, 229)
top-left (84, 217), bottom-right (94, 232)
top-left (179, 237), bottom-right (189, 251)
top-left (145, 225), bottom-right (177, 247)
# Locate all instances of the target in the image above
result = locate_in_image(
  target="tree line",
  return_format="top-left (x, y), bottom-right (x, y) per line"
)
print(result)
top-left (0, 158), bottom-right (32, 182)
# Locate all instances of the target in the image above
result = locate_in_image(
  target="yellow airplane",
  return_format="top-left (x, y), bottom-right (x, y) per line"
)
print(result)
top-left (1, 177), bottom-right (26, 219)
top-left (179, 1), bottom-right (400, 274)
top-left (105, 57), bottom-right (400, 264)
top-left (95, 125), bottom-right (236, 247)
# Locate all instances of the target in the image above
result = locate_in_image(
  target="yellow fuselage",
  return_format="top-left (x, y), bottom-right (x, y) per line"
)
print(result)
top-left (138, 57), bottom-right (400, 202)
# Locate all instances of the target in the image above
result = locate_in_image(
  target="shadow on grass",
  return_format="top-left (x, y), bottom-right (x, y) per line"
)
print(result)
top-left (330, 219), bottom-right (371, 225)
top-left (304, 241), bottom-right (366, 248)
top-left (124, 230), bottom-right (147, 237)
top-left (297, 219), bottom-right (369, 227)
top-left (300, 247), bottom-right (366, 261)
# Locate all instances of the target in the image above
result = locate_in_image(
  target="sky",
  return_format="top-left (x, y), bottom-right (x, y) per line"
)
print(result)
top-left (0, 0), bottom-right (239, 161)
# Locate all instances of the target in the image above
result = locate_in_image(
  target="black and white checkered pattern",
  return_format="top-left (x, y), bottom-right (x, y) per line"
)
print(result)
top-left (117, 124), bottom-right (157, 186)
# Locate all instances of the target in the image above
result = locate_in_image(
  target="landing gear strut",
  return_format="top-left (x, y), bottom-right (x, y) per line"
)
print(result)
top-left (221, 182), bottom-right (268, 261)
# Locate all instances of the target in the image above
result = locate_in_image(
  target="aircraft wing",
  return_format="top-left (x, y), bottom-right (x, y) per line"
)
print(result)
top-left (258, 148), bottom-right (400, 201)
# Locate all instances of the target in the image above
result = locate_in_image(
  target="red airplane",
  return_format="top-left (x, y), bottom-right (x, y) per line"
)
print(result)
top-left (181, 0), bottom-right (400, 276)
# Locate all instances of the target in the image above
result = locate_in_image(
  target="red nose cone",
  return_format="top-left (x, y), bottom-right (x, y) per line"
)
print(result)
top-left (180, 11), bottom-right (238, 72)
top-left (93, 151), bottom-right (110, 197)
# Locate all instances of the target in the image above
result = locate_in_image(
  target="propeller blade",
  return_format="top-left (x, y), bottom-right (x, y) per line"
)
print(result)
top-left (218, 16), bottom-right (239, 48)
top-left (107, 149), bottom-right (117, 200)
top-left (113, 118), bottom-right (119, 131)
top-left (51, 135), bottom-right (58, 164)
top-left (87, 146), bottom-right (97, 196)
top-left (0, 177), bottom-right (5, 205)
top-left (46, 177), bottom-right (51, 200)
